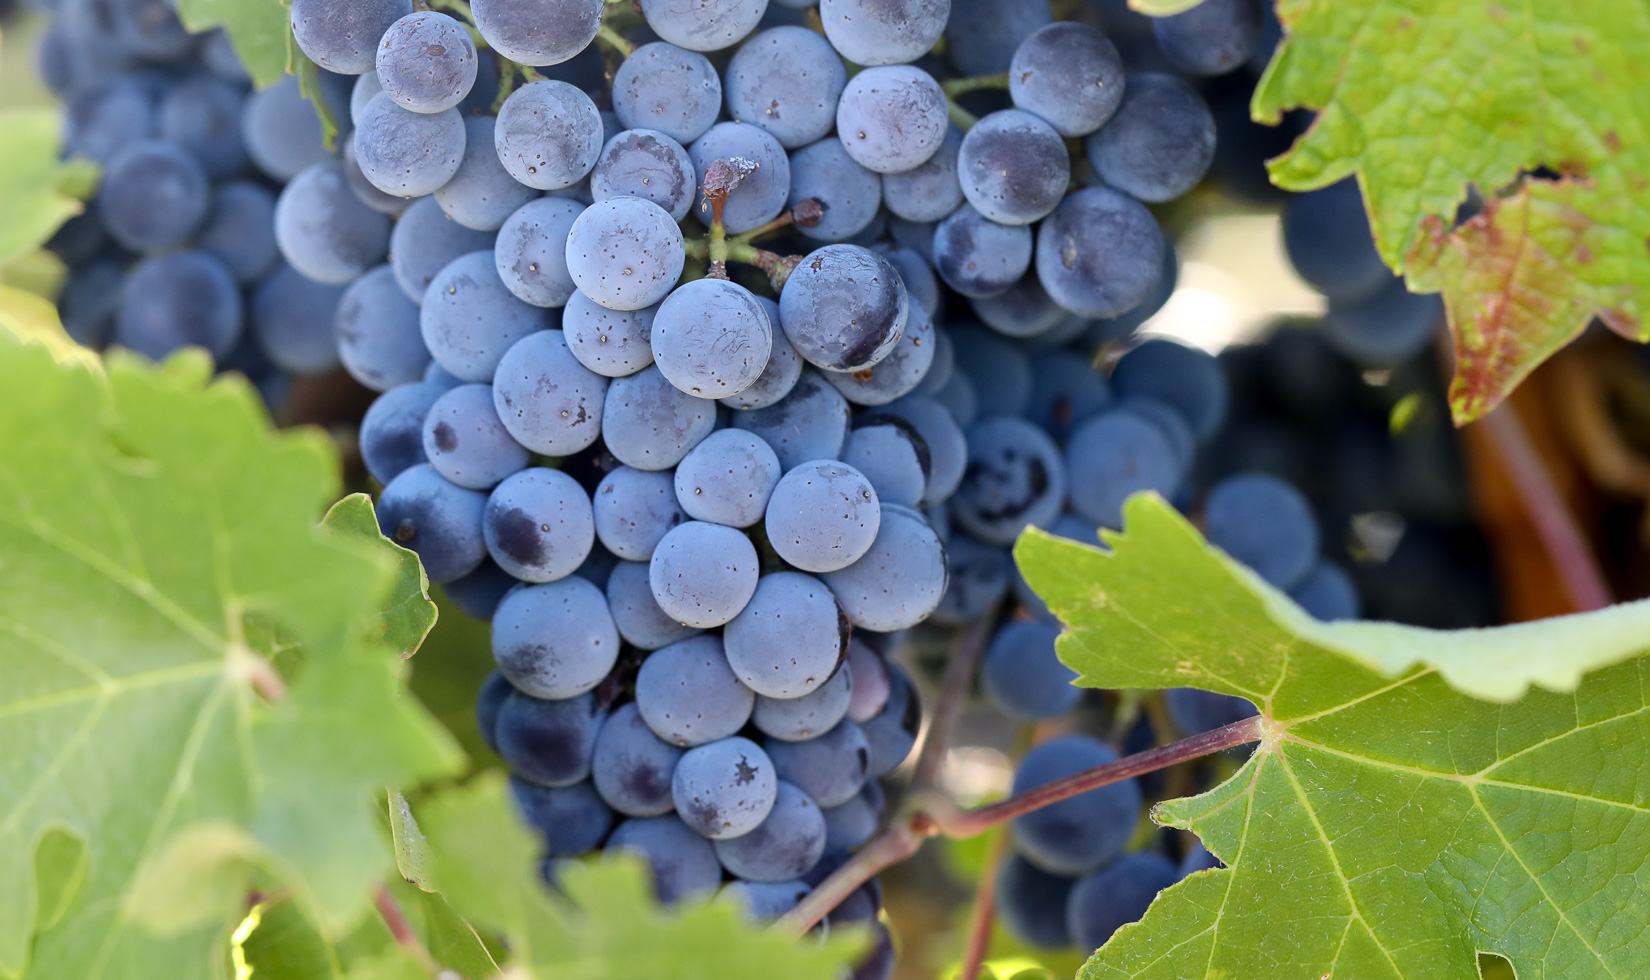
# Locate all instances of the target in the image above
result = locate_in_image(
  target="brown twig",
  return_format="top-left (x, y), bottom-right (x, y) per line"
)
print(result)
top-left (774, 715), bottom-right (1266, 936)
top-left (374, 884), bottom-right (443, 975)
top-left (912, 615), bottom-right (994, 790)
top-left (918, 715), bottom-right (1264, 837)
top-left (958, 829), bottom-right (1011, 980)
top-left (1480, 402), bottom-right (1612, 611)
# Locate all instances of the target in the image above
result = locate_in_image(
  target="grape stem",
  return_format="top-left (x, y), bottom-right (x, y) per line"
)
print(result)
top-left (374, 884), bottom-right (443, 976)
top-left (958, 829), bottom-right (1012, 980)
top-left (773, 714), bottom-right (1266, 937)
top-left (418, 0), bottom-right (487, 49)
top-left (490, 58), bottom-right (546, 114)
top-left (947, 100), bottom-right (980, 131)
top-left (595, 24), bottom-right (637, 58)
top-left (912, 614), bottom-right (994, 789)
top-left (1480, 402), bottom-right (1613, 611)
top-left (941, 73), bottom-right (1010, 97)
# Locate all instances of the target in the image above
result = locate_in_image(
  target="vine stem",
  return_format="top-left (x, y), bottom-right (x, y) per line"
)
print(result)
top-left (596, 24), bottom-right (637, 57)
top-left (958, 829), bottom-right (1011, 980)
top-left (942, 73), bottom-right (1009, 97)
top-left (947, 100), bottom-right (979, 131)
top-left (374, 884), bottom-right (443, 976)
top-left (912, 614), bottom-right (994, 790)
top-left (775, 715), bottom-right (1266, 937)
top-left (1481, 402), bottom-right (1612, 611)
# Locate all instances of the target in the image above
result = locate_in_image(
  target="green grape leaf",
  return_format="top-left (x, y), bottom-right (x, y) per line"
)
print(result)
top-left (295, 56), bottom-right (342, 150)
top-left (0, 110), bottom-right (96, 267)
top-left (0, 336), bottom-right (463, 980)
top-left (1017, 494), bottom-right (1650, 980)
top-left (234, 896), bottom-right (339, 980)
top-left (1255, 1), bottom-right (1650, 424)
top-left (322, 495), bottom-right (437, 658)
top-left (414, 774), bottom-right (870, 980)
top-left (175, 0), bottom-right (294, 88)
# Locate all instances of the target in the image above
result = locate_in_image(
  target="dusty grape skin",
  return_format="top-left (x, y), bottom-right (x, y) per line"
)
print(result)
top-left (494, 198), bottom-right (586, 308)
top-left (592, 702), bottom-right (687, 817)
top-left (566, 197), bottom-right (686, 312)
top-left (674, 428), bottom-right (783, 528)
top-left (880, 126), bottom-right (964, 223)
top-left (593, 466), bottom-right (689, 561)
top-left (1203, 472), bottom-right (1320, 590)
top-left (612, 42), bottom-right (724, 144)
top-left (712, 781), bottom-right (827, 882)
top-left (764, 720), bottom-right (869, 808)
top-left (1008, 22), bottom-right (1126, 137)
top-left (1152, 0), bottom-right (1262, 77)
top-left (250, 265), bottom-right (345, 374)
top-left (491, 329), bottom-right (608, 455)
top-left (652, 278), bottom-right (773, 398)
top-left (483, 467), bottom-right (596, 583)
top-left (510, 777), bottom-right (613, 858)
top-left (494, 80), bottom-right (604, 191)
top-left (335, 265), bottom-right (429, 391)
top-left (951, 416), bottom-right (1068, 546)
top-left (834, 65), bottom-right (949, 174)
top-left (981, 619), bottom-right (1079, 720)
top-left (607, 559), bottom-right (703, 651)
top-left (1066, 853), bottom-right (1180, 954)
top-left (931, 204), bottom-right (1032, 299)
top-left (376, 463), bottom-right (489, 583)
top-left (753, 666), bottom-right (854, 742)
top-left (730, 370), bottom-right (851, 471)
top-left (1064, 410), bottom-right (1184, 530)
top-left (422, 383), bottom-right (529, 490)
top-left (360, 382), bottom-right (446, 485)
top-left (1034, 187), bottom-right (1165, 318)
top-left (720, 299), bottom-right (804, 411)
top-left (591, 129), bottom-right (699, 221)
top-left (197, 182), bottom-right (280, 284)
top-left (722, 571), bottom-right (850, 698)
top-left (639, 0), bottom-right (768, 52)
top-left (489, 575), bottom-right (615, 702)
top-left (649, 521), bottom-right (761, 628)
top-left (116, 251), bottom-right (244, 363)
top-left (353, 92), bottom-right (466, 197)
top-left (956, 110), bottom-right (1070, 225)
top-left (393, 196), bottom-right (492, 301)
top-left (376, 11), bottom-right (478, 113)
top-left (635, 635), bottom-right (755, 747)
top-left (290, 0), bottom-right (411, 74)
top-left (274, 161), bottom-right (392, 286)
top-left (840, 424), bottom-right (927, 507)
top-left (723, 26), bottom-right (847, 149)
top-left (472, 0), bottom-right (604, 67)
top-left (435, 116), bottom-right (540, 232)
top-left (601, 365), bottom-right (717, 471)
top-left (1010, 735), bottom-right (1142, 876)
top-left (419, 251), bottom-right (554, 382)
top-left (819, 0), bottom-right (949, 66)
top-left (821, 504), bottom-right (947, 631)
top-left (880, 394), bottom-right (967, 506)
top-left (944, 0), bottom-right (1051, 75)
top-left (786, 138), bottom-right (883, 243)
top-left (764, 460), bottom-right (883, 573)
top-left (607, 816), bottom-right (723, 904)
top-left (1086, 73), bottom-right (1216, 204)
top-left (563, 291), bottom-right (659, 378)
top-left (779, 244), bottom-right (909, 373)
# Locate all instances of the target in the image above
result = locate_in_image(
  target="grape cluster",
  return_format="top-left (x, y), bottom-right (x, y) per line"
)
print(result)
top-left (37, 0), bottom-right (311, 401)
top-left (30, 0), bottom-right (1485, 969)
